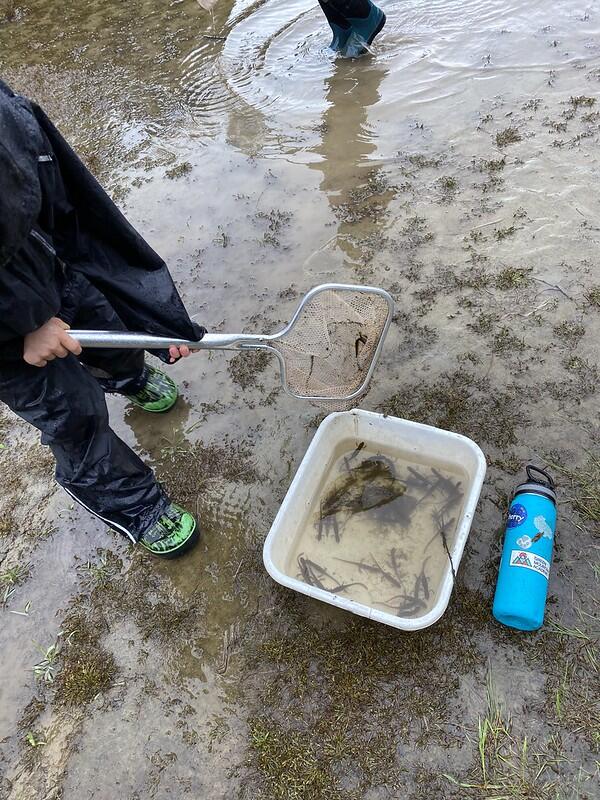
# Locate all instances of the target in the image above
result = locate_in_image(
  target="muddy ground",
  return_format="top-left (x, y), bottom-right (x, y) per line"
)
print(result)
top-left (0, 1), bottom-right (599, 799)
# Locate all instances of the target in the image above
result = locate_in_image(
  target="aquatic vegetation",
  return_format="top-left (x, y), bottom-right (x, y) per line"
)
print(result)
top-left (452, 266), bottom-right (491, 290)
top-left (478, 156), bottom-right (506, 172)
top-left (53, 614), bottom-right (117, 705)
top-left (256, 209), bottom-right (292, 247)
top-left (165, 161), bottom-right (192, 180)
top-left (246, 582), bottom-right (490, 799)
top-left (494, 225), bottom-right (517, 241)
top-left (24, 731), bottom-right (46, 748)
top-left (0, 0), bottom-right (18, 24)
top-left (382, 370), bottom-right (528, 451)
top-left (547, 656), bottom-right (600, 749)
top-left (407, 153), bottom-right (442, 169)
top-left (492, 327), bottom-right (526, 354)
top-left (584, 285), bottom-right (600, 308)
top-left (444, 672), bottom-right (562, 799)
top-left (32, 638), bottom-right (62, 685)
top-left (1, 561), bottom-right (31, 587)
top-left (548, 452), bottom-right (600, 530)
top-left (401, 214), bottom-right (434, 247)
top-left (76, 551), bottom-right (121, 587)
top-left (553, 320), bottom-right (585, 341)
top-left (228, 349), bottom-right (271, 390)
top-left (438, 175), bottom-right (458, 194)
top-left (544, 357), bottom-right (598, 401)
top-left (495, 266), bottom-right (532, 290)
top-left (249, 718), bottom-right (341, 800)
top-left (213, 225), bottom-right (231, 247)
top-left (155, 436), bottom-right (259, 509)
top-left (1, 561), bottom-right (31, 606)
top-left (467, 312), bottom-right (498, 334)
top-left (569, 95), bottom-right (596, 109)
top-left (0, 514), bottom-right (13, 536)
top-left (496, 127), bottom-right (522, 147)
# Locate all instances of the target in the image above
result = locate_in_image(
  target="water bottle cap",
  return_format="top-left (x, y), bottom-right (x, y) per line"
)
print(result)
top-left (513, 465), bottom-right (557, 505)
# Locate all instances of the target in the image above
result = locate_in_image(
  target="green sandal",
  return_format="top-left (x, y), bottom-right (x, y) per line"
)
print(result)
top-left (126, 365), bottom-right (178, 413)
top-left (139, 503), bottom-right (199, 559)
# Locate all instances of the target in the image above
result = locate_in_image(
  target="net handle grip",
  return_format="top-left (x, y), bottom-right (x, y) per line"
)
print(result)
top-left (69, 331), bottom-right (270, 350)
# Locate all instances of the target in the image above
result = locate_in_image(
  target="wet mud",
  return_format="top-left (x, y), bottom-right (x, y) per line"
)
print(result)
top-left (1, 1), bottom-right (599, 799)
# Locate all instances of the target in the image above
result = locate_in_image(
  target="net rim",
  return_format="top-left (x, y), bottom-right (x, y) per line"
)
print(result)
top-left (247, 283), bottom-right (394, 403)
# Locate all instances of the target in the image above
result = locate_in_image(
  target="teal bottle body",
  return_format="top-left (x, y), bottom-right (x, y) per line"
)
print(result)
top-left (492, 468), bottom-right (557, 631)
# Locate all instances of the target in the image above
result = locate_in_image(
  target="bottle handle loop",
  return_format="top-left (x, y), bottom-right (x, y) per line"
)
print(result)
top-left (525, 464), bottom-right (556, 490)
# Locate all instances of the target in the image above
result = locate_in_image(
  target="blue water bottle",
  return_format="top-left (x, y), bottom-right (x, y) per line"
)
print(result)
top-left (492, 465), bottom-right (557, 631)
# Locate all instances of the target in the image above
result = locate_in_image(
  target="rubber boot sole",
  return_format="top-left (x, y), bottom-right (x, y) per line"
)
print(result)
top-left (143, 522), bottom-right (201, 559)
top-left (127, 394), bottom-right (178, 414)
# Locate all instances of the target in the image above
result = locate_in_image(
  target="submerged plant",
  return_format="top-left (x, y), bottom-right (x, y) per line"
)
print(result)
top-left (444, 671), bottom-right (562, 797)
top-left (570, 95), bottom-right (596, 109)
top-left (53, 613), bottom-right (118, 705)
top-left (495, 266), bottom-right (532, 290)
top-left (584, 285), bottom-right (600, 309)
top-left (24, 731), bottom-right (47, 748)
top-left (548, 453), bottom-right (600, 531)
top-left (496, 127), bottom-right (522, 147)
top-left (77, 551), bottom-right (119, 587)
top-left (1, 562), bottom-right (31, 586)
top-left (32, 637), bottom-right (63, 685)
top-left (1, 561), bottom-right (31, 607)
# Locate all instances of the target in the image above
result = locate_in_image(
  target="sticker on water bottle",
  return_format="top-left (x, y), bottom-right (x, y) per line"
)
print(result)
top-left (507, 503), bottom-right (527, 527)
top-left (509, 550), bottom-right (550, 579)
top-left (515, 515), bottom-right (554, 550)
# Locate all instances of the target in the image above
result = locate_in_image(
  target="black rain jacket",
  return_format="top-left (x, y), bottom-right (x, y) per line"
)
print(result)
top-left (0, 79), bottom-right (204, 362)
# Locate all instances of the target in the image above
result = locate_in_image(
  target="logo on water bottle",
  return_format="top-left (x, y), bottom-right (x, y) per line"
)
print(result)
top-left (509, 549), bottom-right (550, 579)
top-left (507, 503), bottom-right (527, 528)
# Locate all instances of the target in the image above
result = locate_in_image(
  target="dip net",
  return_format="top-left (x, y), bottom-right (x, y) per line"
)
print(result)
top-left (270, 286), bottom-right (393, 410)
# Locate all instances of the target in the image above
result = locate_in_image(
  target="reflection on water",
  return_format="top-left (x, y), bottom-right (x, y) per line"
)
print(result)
top-left (1, 0), bottom-right (599, 164)
top-left (309, 59), bottom-right (390, 263)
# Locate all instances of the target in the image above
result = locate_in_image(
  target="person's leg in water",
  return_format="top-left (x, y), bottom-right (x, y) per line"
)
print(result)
top-left (0, 274), bottom-right (199, 559)
top-left (319, 0), bottom-right (385, 57)
top-left (318, 0), bottom-right (351, 52)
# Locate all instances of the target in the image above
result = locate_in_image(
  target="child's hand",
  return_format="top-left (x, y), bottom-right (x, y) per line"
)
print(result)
top-left (168, 345), bottom-right (192, 363)
top-left (23, 317), bottom-right (82, 367)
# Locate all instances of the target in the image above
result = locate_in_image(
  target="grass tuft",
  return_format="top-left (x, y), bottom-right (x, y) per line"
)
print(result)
top-left (548, 453), bottom-right (600, 532)
top-left (494, 225), bottom-right (517, 241)
top-left (444, 672), bottom-right (563, 798)
top-left (496, 127), bottom-right (522, 147)
top-left (553, 320), bottom-right (585, 341)
top-left (584, 286), bottom-right (600, 308)
top-left (381, 370), bottom-right (527, 450)
top-left (1, 561), bottom-right (31, 606)
top-left (496, 267), bottom-right (532, 290)
top-left (53, 613), bottom-right (118, 705)
top-left (570, 96), bottom-right (596, 109)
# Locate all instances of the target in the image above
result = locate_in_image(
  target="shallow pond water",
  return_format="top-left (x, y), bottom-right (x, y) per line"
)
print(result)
top-left (1, 1), bottom-right (599, 798)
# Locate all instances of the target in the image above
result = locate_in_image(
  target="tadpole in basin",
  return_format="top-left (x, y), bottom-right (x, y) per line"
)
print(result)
top-left (316, 455), bottom-right (409, 541)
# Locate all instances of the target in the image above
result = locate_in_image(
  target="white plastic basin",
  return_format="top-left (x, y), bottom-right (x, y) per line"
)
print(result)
top-left (263, 409), bottom-right (486, 630)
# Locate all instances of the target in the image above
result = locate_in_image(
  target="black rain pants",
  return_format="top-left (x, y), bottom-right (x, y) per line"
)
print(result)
top-left (318, 0), bottom-right (371, 27)
top-left (0, 271), bottom-right (170, 541)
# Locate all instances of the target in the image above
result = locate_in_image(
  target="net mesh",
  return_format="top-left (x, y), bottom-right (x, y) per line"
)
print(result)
top-left (271, 288), bottom-right (391, 410)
